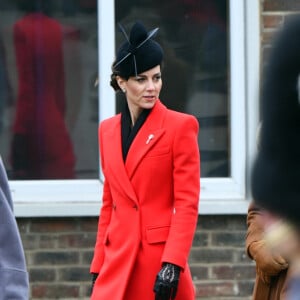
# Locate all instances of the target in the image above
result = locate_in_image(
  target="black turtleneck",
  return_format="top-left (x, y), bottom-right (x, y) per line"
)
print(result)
top-left (121, 102), bottom-right (151, 162)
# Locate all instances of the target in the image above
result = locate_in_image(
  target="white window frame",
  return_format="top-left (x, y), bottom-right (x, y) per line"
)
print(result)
top-left (11, 0), bottom-right (260, 217)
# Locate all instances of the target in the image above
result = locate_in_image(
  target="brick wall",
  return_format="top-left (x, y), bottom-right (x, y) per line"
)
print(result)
top-left (191, 216), bottom-right (254, 299)
top-left (18, 217), bottom-right (96, 299)
top-left (261, 0), bottom-right (299, 60)
top-left (15, 1), bottom-right (300, 299)
top-left (17, 216), bottom-right (255, 300)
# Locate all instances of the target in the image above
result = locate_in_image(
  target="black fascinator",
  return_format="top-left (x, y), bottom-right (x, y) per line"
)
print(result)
top-left (251, 15), bottom-right (300, 225)
top-left (113, 21), bottom-right (163, 78)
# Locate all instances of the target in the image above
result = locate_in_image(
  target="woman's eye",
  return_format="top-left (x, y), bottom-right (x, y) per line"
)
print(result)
top-left (136, 77), bottom-right (145, 82)
top-left (154, 75), bottom-right (161, 81)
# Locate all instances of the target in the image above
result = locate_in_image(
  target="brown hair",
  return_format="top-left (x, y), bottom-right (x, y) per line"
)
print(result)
top-left (110, 60), bottom-right (129, 92)
top-left (110, 72), bottom-right (122, 92)
top-left (110, 61), bottom-right (164, 92)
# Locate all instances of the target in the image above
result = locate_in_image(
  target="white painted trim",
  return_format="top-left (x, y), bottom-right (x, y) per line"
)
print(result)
top-left (245, 0), bottom-right (261, 199)
top-left (98, 0), bottom-right (115, 122)
top-left (98, 0), bottom-right (115, 182)
top-left (229, 0), bottom-right (246, 196)
top-left (13, 179), bottom-right (250, 217)
top-left (12, 180), bottom-right (102, 216)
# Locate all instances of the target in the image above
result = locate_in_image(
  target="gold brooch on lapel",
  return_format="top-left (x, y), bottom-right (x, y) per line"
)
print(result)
top-left (146, 134), bottom-right (154, 144)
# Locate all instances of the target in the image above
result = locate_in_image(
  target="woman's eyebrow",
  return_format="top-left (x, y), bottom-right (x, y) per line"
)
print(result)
top-left (136, 72), bottom-right (161, 79)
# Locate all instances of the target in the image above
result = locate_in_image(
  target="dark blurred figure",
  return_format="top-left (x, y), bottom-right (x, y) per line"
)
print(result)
top-left (11, 0), bottom-right (76, 179)
top-left (246, 124), bottom-right (289, 300)
top-left (251, 15), bottom-right (300, 300)
top-left (0, 37), bottom-right (13, 133)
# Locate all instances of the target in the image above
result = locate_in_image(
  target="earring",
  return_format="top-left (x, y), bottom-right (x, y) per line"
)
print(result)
top-left (122, 88), bottom-right (126, 93)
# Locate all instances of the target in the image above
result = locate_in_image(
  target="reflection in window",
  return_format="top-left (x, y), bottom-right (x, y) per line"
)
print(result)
top-left (0, 0), bottom-right (98, 180)
top-left (115, 0), bottom-right (229, 177)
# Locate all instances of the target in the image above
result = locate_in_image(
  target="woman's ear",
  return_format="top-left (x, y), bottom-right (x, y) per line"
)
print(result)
top-left (116, 76), bottom-right (127, 94)
top-left (116, 76), bottom-right (125, 91)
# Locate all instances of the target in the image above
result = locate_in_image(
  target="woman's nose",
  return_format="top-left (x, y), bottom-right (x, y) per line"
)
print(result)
top-left (146, 80), bottom-right (155, 90)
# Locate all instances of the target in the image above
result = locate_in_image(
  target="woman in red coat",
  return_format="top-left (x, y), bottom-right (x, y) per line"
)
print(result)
top-left (90, 21), bottom-right (200, 300)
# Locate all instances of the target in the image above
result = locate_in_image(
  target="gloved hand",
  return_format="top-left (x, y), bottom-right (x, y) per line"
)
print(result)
top-left (90, 273), bottom-right (98, 295)
top-left (153, 263), bottom-right (181, 300)
top-left (250, 240), bottom-right (288, 284)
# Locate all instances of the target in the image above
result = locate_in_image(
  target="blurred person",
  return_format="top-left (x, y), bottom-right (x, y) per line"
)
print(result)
top-left (262, 215), bottom-right (300, 300)
top-left (90, 21), bottom-right (200, 300)
top-left (0, 156), bottom-right (29, 299)
top-left (11, 0), bottom-right (76, 179)
top-left (251, 15), bottom-right (300, 300)
top-left (0, 37), bottom-right (13, 134)
top-left (246, 124), bottom-right (289, 300)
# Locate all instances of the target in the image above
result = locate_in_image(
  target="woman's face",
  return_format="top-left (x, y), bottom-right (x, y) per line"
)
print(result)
top-left (118, 65), bottom-right (162, 114)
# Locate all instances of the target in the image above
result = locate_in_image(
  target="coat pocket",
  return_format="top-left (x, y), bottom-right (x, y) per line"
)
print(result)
top-left (146, 225), bottom-right (170, 244)
top-left (146, 146), bottom-right (170, 157)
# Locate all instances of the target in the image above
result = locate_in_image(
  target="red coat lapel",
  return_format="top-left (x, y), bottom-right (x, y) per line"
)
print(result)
top-left (101, 100), bottom-right (168, 204)
top-left (101, 115), bottom-right (138, 204)
top-left (125, 100), bottom-right (167, 179)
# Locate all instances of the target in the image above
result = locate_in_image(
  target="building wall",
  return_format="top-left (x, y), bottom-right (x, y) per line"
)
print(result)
top-left (17, 216), bottom-right (254, 300)
top-left (15, 0), bottom-right (298, 299)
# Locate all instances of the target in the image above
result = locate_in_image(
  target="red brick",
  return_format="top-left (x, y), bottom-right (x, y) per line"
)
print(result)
top-left (58, 233), bottom-right (95, 248)
top-left (212, 265), bottom-right (256, 280)
top-left (264, 0), bottom-right (300, 11)
top-left (31, 284), bottom-right (79, 298)
top-left (80, 217), bottom-right (98, 231)
top-left (263, 15), bottom-right (284, 28)
top-left (195, 281), bottom-right (237, 297)
top-left (30, 218), bottom-right (77, 233)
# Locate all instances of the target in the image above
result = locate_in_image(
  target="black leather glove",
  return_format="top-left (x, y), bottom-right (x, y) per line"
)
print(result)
top-left (90, 273), bottom-right (98, 295)
top-left (153, 263), bottom-right (181, 300)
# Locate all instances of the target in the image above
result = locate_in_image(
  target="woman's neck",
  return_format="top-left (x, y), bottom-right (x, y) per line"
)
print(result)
top-left (128, 105), bottom-right (143, 127)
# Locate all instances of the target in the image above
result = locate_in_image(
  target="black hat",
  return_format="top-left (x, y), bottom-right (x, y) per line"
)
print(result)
top-left (251, 15), bottom-right (300, 225)
top-left (113, 21), bottom-right (163, 78)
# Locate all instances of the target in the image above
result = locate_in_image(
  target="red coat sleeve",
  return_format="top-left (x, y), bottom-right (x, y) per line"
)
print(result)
top-left (162, 115), bottom-right (200, 269)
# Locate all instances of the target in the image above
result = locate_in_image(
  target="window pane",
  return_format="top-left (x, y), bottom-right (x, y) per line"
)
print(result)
top-left (115, 0), bottom-right (229, 177)
top-left (0, 0), bottom-right (98, 180)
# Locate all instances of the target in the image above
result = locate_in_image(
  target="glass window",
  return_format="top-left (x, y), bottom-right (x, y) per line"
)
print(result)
top-left (0, 0), bottom-right (259, 216)
top-left (0, 0), bottom-right (98, 180)
top-left (115, 0), bottom-right (229, 177)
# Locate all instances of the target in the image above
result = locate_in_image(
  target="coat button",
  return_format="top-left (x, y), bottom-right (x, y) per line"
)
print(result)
top-left (113, 203), bottom-right (116, 210)
top-left (133, 204), bottom-right (138, 210)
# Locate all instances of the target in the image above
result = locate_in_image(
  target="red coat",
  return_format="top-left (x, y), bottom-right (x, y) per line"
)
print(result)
top-left (90, 100), bottom-right (200, 300)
